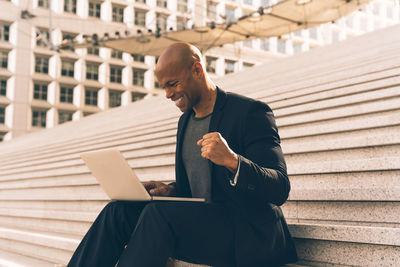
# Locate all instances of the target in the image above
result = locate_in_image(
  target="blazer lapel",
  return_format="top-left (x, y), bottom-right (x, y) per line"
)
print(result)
top-left (175, 110), bottom-right (193, 197)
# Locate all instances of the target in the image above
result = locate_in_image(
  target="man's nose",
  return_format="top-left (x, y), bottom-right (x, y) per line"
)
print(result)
top-left (165, 88), bottom-right (173, 99)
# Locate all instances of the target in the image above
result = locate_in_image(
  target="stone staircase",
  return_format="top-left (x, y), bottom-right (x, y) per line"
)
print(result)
top-left (0, 25), bottom-right (399, 266)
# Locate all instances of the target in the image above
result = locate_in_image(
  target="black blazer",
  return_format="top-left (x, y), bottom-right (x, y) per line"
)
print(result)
top-left (174, 88), bottom-right (297, 266)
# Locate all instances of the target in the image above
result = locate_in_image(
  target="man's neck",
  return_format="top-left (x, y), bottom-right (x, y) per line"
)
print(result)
top-left (193, 87), bottom-right (217, 118)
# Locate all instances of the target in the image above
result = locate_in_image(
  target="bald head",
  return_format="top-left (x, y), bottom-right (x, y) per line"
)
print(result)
top-left (154, 42), bottom-right (216, 117)
top-left (155, 42), bottom-right (205, 76)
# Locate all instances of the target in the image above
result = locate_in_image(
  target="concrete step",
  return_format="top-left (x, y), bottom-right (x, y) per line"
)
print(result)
top-left (234, 46), bottom-right (400, 99)
top-left (0, 238), bottom-right (70, 266)
top-left (274, 84), bottom-right (400, 118)
top-left (0, 249), bottom-right (54, 267)
top-left (277, 96), bottom-right (400, 126)
top-left (0, 214), bottom-right (92, 237)
top-left (0, 200), bottom-right (107, 212)
top-left (287, 170), bottom-right (400, 201)
top-left (294, 238), bottom-right (399, 267)
top-left (282, 124), bottom-right (400, 154)
top-left (0, 124), bottom-right (177, 168)
top-left (279, 108), bottom-right (400, 138)
top-left (283, 200), bottom-right (400, 227)
top-left (266, 67), bottom-right (400, 107)
top-left (3, 121), bottom-right (400, 178)
top-left (2, 125), bottom-right (400, 183)
top-left (0, 142), bottom-right (176, 177)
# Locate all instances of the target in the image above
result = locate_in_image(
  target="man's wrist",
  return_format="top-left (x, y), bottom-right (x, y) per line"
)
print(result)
top-left (226, 153), bottom-right (239, 173)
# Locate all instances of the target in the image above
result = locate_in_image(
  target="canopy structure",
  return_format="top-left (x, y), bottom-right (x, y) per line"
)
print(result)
top-left (64, 0), bottom-right (372, 56)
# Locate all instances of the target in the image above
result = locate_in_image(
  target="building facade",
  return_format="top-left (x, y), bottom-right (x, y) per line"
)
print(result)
top-left (0, 0), bottom-right (398, 142)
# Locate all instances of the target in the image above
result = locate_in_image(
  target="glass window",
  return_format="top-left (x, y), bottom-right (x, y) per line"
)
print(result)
top-left (32, 109), bottom-right (47, 127)
top-left (177, 0), bottom-right (188, 12)
top-left (58, 110), bottom-right (73, 124)
top-left (135, 10), bottom-right (146, 27)
top-left (157, 0), bottom-right (167, 8)
top-left (83, 112), bottom-right (94, 117)
top-left (260, 39), bottom-right (269, 50)
top-left (243, 40), bottom-right (252, 48)
top-left (206, 57), bottom-right (217, 73)
top-left (35, 55), bottom-right (49, 74)
top-left (332, 31), bottom-right (340, 42)
top-left (225, 8), bottom-right (235, 21)
top-left (60, 86), bottom-right (74, 103)
top-left (85, 88), bottom-right (98, 106)
top-left (86, 62), bottom-right (99, 80)
top-left (132, 54), bottom-right (145, 62)
top-left (64, 0), bottom-right (77, 14)
top-left (38, 0), bottom-right (49, 8)
top-left (294, 30), bottom-right (302, 37)
top-left (109, 90), bottom-right (122, 107)
top-left (293, 42), bottom-right (302, 53)
top-left (87, 47), bottom-right (99, 56)
top-left (0, 24), bottom-right (10, 42)
top-left (1, 51), bottom-right (8, 69)
top-left (89, 1), bottom-right (101, 18)
top-left (360, 17), bottom-right (369, 31)
top-left (33, 83), bottom-right (48, 101)
top-left (207, 2), bottom-right (217, 20)
top-left (0, 107), bottom-right (4, 124)
top-left (309, 27), bottom-right (318, 39)
top-left (36, 29), bottom-right (49, 48)
top-left (61, 60), bottom-right (74, 77)
top-left (277, 39), bottom-right (286, 54)
top-left (386, 5), bottom-right (394, 19)
top-left (261, 0), bottom-right (271, 7)
top-left (110, 65), bottom-right (122, 83)
top-left (243, 62), bottom-right (254, 69)
top-left (345, 15), bottom-right (354, 28)
top-left (111, 50), bottom-right (123, 59)
top-left (225, 60), bottom-right (235, 74)
top-left (132, 92), bottom-right (146, 102)
top-left (243, 0), bottom-right (252, 5)
top-left (372, 3), bottom-right (380, 15)
top-left (133, 69), bottom-right (145, 87)
top-left (112, 5), bottom-right (124, 23)
top-left (0, 79), bottom-right (6, 96)
top-left (177, 19), bottom-right (185, 31)
top-left (156, 14), bottom-right (168, 30)
top-left (62, 32), bottom-right (78, 44)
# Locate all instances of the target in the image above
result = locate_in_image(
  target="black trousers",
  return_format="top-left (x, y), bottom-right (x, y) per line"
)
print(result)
top-left (68, 200), bottom-right (236, 267)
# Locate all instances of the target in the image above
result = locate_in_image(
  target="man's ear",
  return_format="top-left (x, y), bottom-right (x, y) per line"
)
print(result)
top-left (192, 62), bottom-right (204, 78)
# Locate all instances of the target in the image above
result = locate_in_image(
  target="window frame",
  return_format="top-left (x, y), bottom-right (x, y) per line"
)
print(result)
top-left (109, 90), bottom-right (122, 107)
top-left (60, 85), bottom-right (74, 103)
top-left (35, 55), bottom-right (49, 74)
top-left (85, 88), bottom-right (98, 106)
top-left (33, 83), bottom-right (48, 101)
top-left (133, 69), bottom-right (146, 87)
top-left (86, 62), bottom-right (99, 80)
top-left (32, 109), bottom-right (47, 128)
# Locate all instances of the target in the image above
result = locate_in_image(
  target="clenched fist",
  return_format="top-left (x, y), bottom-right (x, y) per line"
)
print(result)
top-left (197, 132), bottom-right (238, 173)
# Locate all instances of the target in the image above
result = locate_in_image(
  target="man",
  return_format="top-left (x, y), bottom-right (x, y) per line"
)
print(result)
top-left (68, 42), bottom-right (297, 267)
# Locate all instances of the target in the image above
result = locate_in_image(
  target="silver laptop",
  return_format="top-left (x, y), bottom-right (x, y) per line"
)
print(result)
top-left (81, 149), bottom-right (204, 202)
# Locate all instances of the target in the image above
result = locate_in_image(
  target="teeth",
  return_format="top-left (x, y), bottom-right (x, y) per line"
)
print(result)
top-left (174, 97), bottom-right (183, 104)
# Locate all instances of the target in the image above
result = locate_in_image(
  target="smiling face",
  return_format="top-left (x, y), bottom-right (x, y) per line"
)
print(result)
top-left (155, 44), bottom-right (204, 113)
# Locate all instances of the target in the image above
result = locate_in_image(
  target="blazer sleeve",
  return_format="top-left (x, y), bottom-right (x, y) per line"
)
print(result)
top-left (233, 101), bottom-right (290, 206)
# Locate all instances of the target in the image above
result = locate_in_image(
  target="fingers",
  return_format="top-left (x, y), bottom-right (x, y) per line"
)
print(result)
top-left (197, 132), bottom-right (220, 147)
top-left (143, 181), bottom-right (157, 190)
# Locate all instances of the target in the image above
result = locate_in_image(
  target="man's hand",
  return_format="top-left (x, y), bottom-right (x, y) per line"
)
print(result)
top-left (197, 132), bottom-right (238, 173)
top-left (143, 181), bottom-right (176, 196)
